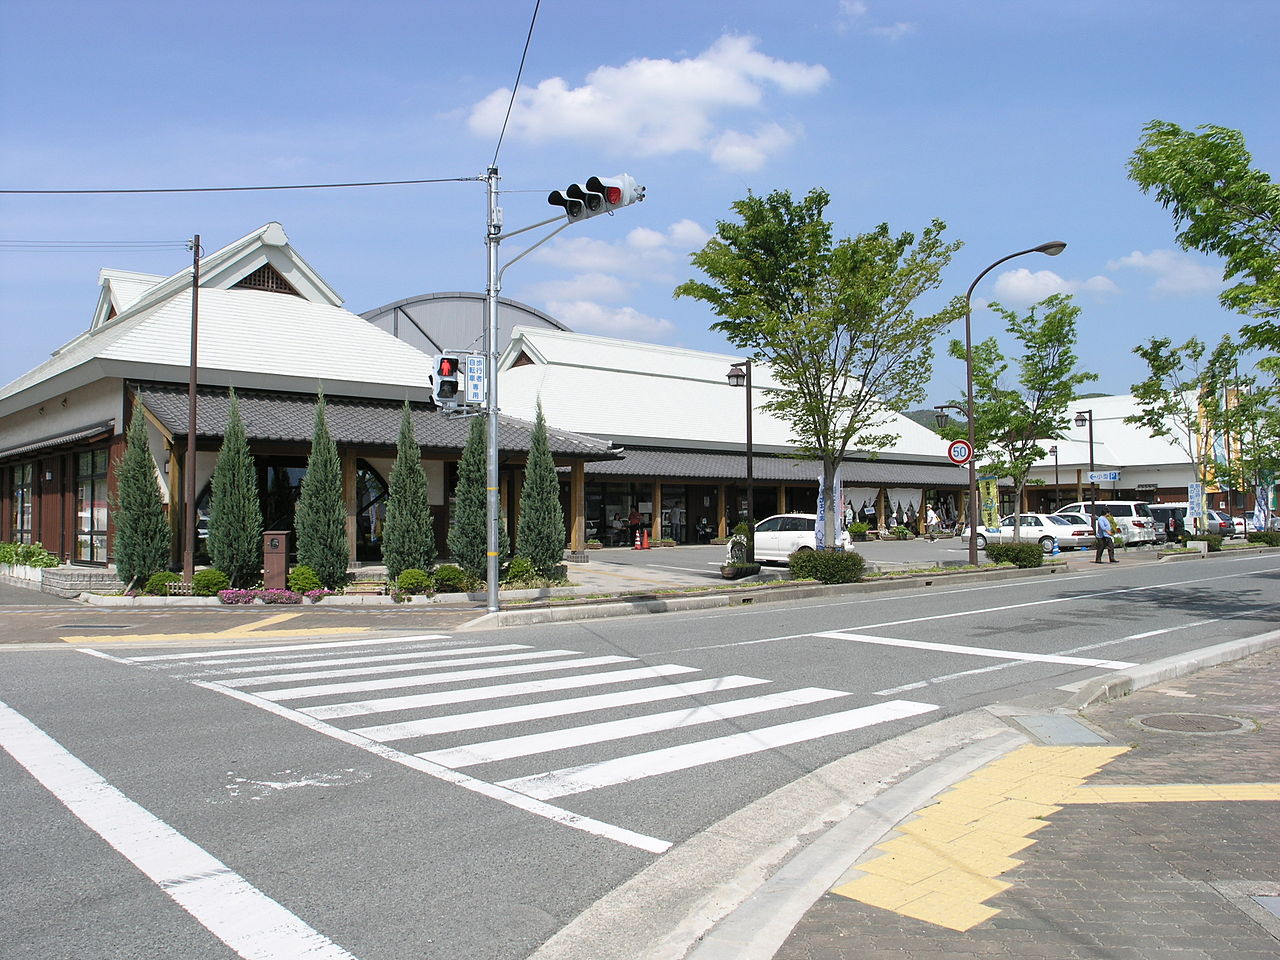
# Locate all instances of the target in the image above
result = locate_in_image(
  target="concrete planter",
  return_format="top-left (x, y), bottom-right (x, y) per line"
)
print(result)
top-left (0, 562), bottom-right (45, 583)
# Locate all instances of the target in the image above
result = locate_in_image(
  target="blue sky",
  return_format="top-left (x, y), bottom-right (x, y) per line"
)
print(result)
top-left (2, 0), bottom-right (1276, 406)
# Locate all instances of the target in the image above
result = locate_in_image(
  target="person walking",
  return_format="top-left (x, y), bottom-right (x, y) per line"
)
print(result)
top-left (1094, 508), bottom-right (1118, 563)
top-left (926, 503), bottom-right (940, 540)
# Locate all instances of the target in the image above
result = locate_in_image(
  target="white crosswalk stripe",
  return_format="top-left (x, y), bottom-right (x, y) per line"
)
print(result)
top-left (92, 634), bottom-right (939, 853)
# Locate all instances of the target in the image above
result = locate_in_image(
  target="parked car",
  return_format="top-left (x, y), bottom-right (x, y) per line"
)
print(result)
top-left (1205, 509), bottom-right (1237, 538)
top-left (1245, 509), bottom-right (1280, 532)
top-left (1054, 501), bottom-right (1160, 546)
top-left (960, 513), bottom-right (1094, 553)
top-left (752, 513), bottom-right (851, 564)
top-left (1147, 504), bottom-right (1189, 544)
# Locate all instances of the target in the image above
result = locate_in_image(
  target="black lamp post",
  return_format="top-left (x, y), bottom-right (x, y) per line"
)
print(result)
top-left (727, 360), bottom-right (754, 563)
top-left (962, 242), bottom-right (1067, 567)
top-left (1075, 409), bottom-right (1096, 519)
top-left (1049, 444), bottom-right (1060, 512)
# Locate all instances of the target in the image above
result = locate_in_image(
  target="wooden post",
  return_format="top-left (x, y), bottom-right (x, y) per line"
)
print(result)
top-left (569, 461), bottom-right (585, 551)
top-left (341, 452), bottom-right (357, 561)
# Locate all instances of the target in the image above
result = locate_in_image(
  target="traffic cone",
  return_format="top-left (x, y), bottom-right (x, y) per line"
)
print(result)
top-left (633, 531), bottom-right (641, 550)
top-left (641, 529), bottom-right (650, 549)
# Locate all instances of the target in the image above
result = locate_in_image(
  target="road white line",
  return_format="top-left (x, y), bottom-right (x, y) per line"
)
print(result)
top-left (256, 655), bottom-right (635, 702)
top-left (351, 675), bottom-right (771, 742)
top-left (0, 699), bottom-right (360, 960)
top-left (192, 684), bottom-right (672, 855)
top-left (420, 687), bottom-right (852, 769)
top-left (127, 634), bottom-right (451, 662)
top-left (498, 699), bottom-right (939, 800)
top-left (220, 649), bottom-right (581, 688)
top-left (304, 664), bottom-right (702, 720)
top-left (815, 631), bottom-right (1136, 668)
top-left (181, 644), bottom-right (531, 675)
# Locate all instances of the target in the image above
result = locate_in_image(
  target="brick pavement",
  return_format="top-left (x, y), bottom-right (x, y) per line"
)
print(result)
top-left (773, 645), bottom-right (1280, 959)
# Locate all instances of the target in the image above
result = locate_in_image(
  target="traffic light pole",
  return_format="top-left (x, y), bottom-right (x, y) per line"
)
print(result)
top-left (485, 167), bottom-right (502, 613)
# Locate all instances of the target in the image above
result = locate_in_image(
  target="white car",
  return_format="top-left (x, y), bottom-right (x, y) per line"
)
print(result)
top-left (962, 513), bottom-right (1094, 553)
top-left (753, 514), bottom-right (851, 564)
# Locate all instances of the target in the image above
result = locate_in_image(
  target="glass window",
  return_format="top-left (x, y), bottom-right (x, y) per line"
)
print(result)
top-left (75, 449), bottom-right (109, 563)
top-left (11, 463), bottom-right (34, 543)
top-left (754, 516), bottom-right (784, 533)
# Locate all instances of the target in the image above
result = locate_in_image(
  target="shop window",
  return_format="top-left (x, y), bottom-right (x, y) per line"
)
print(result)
top-left (10, 463), bottom-right (34, 544)
top-left (355, 461), bottom-right (389, 562)
top-left (75, 449), bottom-right (109, 563)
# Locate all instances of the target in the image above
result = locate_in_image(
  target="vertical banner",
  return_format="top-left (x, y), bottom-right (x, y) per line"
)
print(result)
top-left (979, 475), bottom-right (1000, 531)
top-left (816, 470), bottom-right (826, 550)
top-left (1255, 485), bottom-right (1271, 531)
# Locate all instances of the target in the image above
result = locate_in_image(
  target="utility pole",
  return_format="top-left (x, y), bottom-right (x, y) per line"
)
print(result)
top-left (485, 168), bottom-right (502, 613)
top-left (183, 235), bottom-right (201, 581)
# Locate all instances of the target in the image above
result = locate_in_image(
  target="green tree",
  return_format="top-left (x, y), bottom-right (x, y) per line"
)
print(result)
top-left (1128, 121), bottom-right (1280, 352)
top-left (448, 415), bottom-right (490, 580)
top-left (207, 388), bottom-right (263, 587)
top-left (112, 405), bottom-right (172, 589)
top-left (942, 294), bottom-right (1097, 538)
top-left (516, 401), bottom-right (566, 577)
top-left (676, 187), bottom-right (964, 547)
top-left (382, 402), bottom-right (435, 580)
top-left (293, 391), bottom-right (348, 590)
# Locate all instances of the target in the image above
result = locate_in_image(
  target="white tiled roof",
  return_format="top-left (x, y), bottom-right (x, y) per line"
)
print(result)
top-left (499, 326), bottom-right (944, 457)
top-left (1032, 394), bottom-right (1192, 470)
top-left (101, 270), bottom-right (164, 314)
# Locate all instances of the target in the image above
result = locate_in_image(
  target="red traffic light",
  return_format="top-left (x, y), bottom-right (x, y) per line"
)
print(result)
top-left (437, 357), bottom-right (457, 377)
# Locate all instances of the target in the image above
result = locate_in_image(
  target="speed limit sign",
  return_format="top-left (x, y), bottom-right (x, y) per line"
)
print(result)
top-left (947, 440), bottom-right (973, 465)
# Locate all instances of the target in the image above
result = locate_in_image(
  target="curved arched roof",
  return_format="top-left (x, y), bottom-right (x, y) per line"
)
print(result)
top-left (360, 292), bottom-right (568, 357)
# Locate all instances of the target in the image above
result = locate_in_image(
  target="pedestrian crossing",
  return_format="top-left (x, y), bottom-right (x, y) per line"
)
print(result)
top-left (88, 634), bottom-right (938, 853)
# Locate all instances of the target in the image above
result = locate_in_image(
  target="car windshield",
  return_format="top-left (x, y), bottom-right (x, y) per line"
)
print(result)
top-left (1047, 515), bottom-right (1074, 526)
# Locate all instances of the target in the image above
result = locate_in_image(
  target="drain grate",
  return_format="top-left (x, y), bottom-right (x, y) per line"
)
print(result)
top-left (1137, 713), bottom-right (1246, 733)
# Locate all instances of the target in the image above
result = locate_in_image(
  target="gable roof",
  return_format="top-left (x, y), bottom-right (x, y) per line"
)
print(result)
top-left (497, 325), bottom-right (946, 460)
top-left (0, 224), bottom-right (434, 414)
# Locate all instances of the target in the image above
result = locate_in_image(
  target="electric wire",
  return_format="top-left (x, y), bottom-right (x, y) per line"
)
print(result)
top-left (0, 240), bottom-right (189, 252)
top-left (0, 176), bottom-right (479, 195)
top-left (490, 0), bottom-right (542, 168)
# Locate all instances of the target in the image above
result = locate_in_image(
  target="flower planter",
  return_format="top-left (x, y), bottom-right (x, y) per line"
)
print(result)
top-left (720, 563), bottom-right (761, 580)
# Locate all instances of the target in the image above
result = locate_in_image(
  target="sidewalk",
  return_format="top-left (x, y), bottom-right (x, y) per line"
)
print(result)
top-left (761, 643), bottom-right (1280, 960)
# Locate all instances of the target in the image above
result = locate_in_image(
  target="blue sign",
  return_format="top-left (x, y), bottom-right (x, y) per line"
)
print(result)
top-left (1087, 470), bottom-right (1121, 483)
top-left (465, 355), bottom-right (486, 404)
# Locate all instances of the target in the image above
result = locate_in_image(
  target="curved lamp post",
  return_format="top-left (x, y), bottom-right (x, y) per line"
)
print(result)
top-left (962, 241), bottom-right (1067, 566)
top-left (727, 360), bottom-right (754, 563)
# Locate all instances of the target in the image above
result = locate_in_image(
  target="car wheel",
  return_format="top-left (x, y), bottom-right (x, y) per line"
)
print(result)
top-left (974, 534), bottom-right (987, 550)
top-left (1039, 537), bottom-right (1055, 554)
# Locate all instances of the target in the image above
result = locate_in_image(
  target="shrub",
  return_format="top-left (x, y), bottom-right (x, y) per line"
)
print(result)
top-left (788, 549), bottom-right (866, 583)
top-left (258, 589), bottom-right (303, 604)
top-left (1187, 533), bottom-right (1224, 552)
top-left (732, 521), bottom-right (752, 539)
top-left (191, 569), bottom-right (230, 596)
top-left (985, 543), bottom-right (1044, 567)
top-left (1246, 531), bottom-right (1280, 547)
top-left (396, 568), bottom-right (433, 595)
top-left (218, 589), bottom-right (257, 604)
top-left (288, 564), bottom-right (324, 594)
top-left (305, 589), bottom-right (335, 602)
top-left (432, 564), bottom-right (472, 593)
top-left (889, 524), bottom-right (912, 539)
top-left (847, 522), bottom-right (870, 536)
top-left (0, 541), bottom-right (60, 567)
top-left (143, 571), bottom-right (182, 596)
top-left (503, 556), bottom-right (538, 584)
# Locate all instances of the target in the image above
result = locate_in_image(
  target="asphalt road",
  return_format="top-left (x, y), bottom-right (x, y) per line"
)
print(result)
top-left (2, 553), bottom-right (1277, 960)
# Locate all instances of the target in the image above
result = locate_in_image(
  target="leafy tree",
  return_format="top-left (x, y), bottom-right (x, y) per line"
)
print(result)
top-left (293, 391), bottom-right (348, 590)
top-left (676, 188), bottom-right (964, 548)
top-left (942, 294), bottom-right (1097, 538)
top-left (1128, 121), bottom-right (1280, 352)
top-left (1200, 337), bottom-right (1280, 510)
top-left (516, 401), bottom-right (566, 577)
top-left (207, 388), bottom-right (263, 587)
top-left (449, 416), bottom-right (492, 579)
top-left (382, 402), bottom-right (435, 580)
top-left (112, 406), bottom-right (172, 589)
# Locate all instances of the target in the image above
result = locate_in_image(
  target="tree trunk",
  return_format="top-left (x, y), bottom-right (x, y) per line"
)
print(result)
top-left (821, 457), bottom-right (840, 550)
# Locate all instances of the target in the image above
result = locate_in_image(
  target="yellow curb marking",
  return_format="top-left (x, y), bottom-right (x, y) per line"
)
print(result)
top-left (831, 745), bottom-right (1127, 932)
top-left (832, 744), bottom-right (1280, 932)
top-left (60, 612), bottom-right (367, 644)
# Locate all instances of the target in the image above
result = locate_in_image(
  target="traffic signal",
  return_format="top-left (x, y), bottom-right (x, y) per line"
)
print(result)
top-left (548, 174), bottom-right (645, 222)
top-left (433, 354), bottom-right (460, 407)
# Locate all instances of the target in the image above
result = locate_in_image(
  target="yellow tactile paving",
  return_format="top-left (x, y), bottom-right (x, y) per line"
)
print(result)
top-left (61, 612), bottom-right (367, 644)
top-left (832, 742), bottom-right (1280, 932)
top-left (1063, 783), bottom-right (1280, 803)
top-left (831, 744), bottom-right (1127, 931)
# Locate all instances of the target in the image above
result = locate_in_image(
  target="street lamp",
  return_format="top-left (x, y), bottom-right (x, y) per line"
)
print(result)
top-left (934, 403), bottom-right (966, 532)
top-left (1049, 444), bottom-right (1060, 512)
top-left (1074, 409), bottom-right (1096, 519)
top-left (727, 360), bottom-right (754, 563)
top-left (962, 241), bottom-right (1067, 566)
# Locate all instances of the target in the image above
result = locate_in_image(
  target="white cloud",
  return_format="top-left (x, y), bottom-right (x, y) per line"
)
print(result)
top-left (467, 35), bottom-right (829, 171)
top-left (870, 22), bottom-right (916, 41)
top-left (525, 273), bottom-right (632, 303)
top-left (534, 220), bottom-right (712, 275)
top-left (991, 268), bottom-right (1119, 305)
top-left (1106, 249), bottom-right (1223, 296)
top-left (547, 300), bottom-right (676, 338)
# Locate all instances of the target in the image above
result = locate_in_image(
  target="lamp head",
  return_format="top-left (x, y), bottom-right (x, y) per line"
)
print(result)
top-left (1074, 412), bottom-right (1087, 428)
top-left (726, 364), bottom-right (747, 388)
top-left (1036, 241), bottom-right (1067, 257)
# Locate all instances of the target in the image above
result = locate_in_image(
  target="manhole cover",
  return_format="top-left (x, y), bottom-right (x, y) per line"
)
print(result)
top-left (1137, 713), bottom-right (1246, 733)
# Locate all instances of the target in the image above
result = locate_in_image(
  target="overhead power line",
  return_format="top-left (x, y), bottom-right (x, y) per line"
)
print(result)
top-left (0, 239), bottom-right (189, 251)
top-left (491, 0), bottom-right (542, 168)
top-left (0, 176), bottom-right (480, 196)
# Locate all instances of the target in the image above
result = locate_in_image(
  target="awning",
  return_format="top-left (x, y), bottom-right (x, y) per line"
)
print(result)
top-left (0, 421), bottom-right (114, 461)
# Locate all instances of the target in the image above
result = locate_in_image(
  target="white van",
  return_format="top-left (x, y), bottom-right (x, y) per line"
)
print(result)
top-left (1054, 501), bottom-right (1160, 545)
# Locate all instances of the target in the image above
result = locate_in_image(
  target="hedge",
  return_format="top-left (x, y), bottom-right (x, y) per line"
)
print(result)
top-left (985, 543), bottom-right (1044, 568)
top-left (788, 549), bottom-right (866, 584)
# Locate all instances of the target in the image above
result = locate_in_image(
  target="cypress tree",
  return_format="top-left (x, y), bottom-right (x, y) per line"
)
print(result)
top-left (207, 388), bottom-right (263, 587)
top-left (448, 415), bottom-right (489, 579)
top-left (382, 402), bottom-right (435, 580)
top-left (294, 391), bottom-right (349, 589)
top-left (516, 401), bottom-right (566, 577)
top-left (112, 405), bottom-right (172, 589)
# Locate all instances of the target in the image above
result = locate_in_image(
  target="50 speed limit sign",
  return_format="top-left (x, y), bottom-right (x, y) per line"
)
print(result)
top-left (947, 439), bottom-right (973, 465)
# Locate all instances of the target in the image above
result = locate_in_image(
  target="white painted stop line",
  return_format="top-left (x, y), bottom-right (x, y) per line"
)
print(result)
top-left (0, 700), bottom-right (359, 960)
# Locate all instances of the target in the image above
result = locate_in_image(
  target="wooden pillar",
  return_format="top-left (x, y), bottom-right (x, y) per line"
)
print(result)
top-left (717, 483), bottom-right (728, 539)
top-left (341, 452), bottom-right (357, 561)
top-left (168, 444), bottom-right (183, 567)
top-left (652, 481), bottom-right (663, 539)
top-left (1075, 468), bottom-right (1083, 502)
top-left (777, 483), bottom-right (786, 515)
top-left (569, 461), bottom-right (585, 551)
